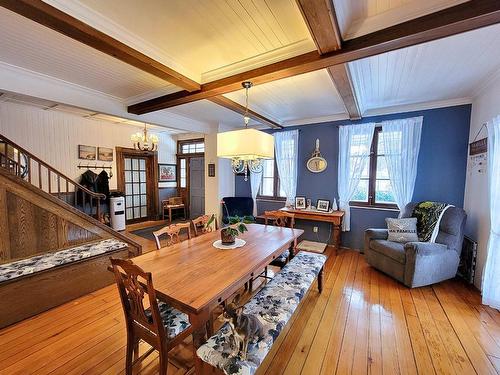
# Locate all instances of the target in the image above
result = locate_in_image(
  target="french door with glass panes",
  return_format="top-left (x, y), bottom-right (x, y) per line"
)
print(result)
top-left (124, 157), bottom-right (148, 221)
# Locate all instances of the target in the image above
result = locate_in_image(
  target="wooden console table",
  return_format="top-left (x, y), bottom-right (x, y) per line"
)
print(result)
top-left (279, 207), bottom-right (344, 252)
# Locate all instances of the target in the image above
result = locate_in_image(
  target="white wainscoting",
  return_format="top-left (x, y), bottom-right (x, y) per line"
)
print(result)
top-left (0, 101), bottom-right (176, 190)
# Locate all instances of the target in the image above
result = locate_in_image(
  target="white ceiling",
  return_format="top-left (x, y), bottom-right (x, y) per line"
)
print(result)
top-left (54, 0), bottom-right (316, 83)
top-left (348, 23), bottom-right (500, 114)
top-left (333, 0), bottom-right (468, 39)
top-left (0, 7), bottom-right (178, 101)
top-left (224, 70), bottom-right (347, 126)
top-left (0, 0), bottom-right (499, 133)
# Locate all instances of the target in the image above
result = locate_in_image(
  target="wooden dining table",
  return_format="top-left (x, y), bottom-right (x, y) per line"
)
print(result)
top-left (130, 223), bottom-right (303, 374)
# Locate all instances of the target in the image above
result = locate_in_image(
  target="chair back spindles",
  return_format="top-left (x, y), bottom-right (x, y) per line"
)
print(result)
top-left (264, 210), bottom-right (295, 228)
top-left (191, 214), bottom-right (218, 236)
top-left (152, 222), bottom-right (191, 249)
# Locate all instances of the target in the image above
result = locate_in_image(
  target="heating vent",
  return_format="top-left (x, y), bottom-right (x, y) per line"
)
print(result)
top-left (457, 235), bottom-right (477, 284)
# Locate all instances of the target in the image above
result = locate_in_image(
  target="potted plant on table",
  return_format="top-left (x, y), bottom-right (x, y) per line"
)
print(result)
top-left (221, 216), bottom-right (251, 245)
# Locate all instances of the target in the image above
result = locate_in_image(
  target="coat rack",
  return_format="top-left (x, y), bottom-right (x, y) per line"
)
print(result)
top-left (77, 162), bottom-right (113, 177)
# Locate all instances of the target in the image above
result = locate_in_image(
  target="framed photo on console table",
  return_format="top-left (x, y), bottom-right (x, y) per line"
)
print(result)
top-left (295, 196), bottom-right (306, 209)
top-left (316, 199), bottom-right (330, 212)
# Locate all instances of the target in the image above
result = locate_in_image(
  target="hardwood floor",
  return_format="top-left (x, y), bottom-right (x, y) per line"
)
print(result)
top-left (0, 246), bottom-right (499, 374)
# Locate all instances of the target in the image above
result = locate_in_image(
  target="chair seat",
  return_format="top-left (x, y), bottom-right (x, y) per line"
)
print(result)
top-left (197, 251), bottom-right (326, 375)
top-left (145, 301), bottom-right (191, 339)
top-left (370, 239), bottom-right (406, 264)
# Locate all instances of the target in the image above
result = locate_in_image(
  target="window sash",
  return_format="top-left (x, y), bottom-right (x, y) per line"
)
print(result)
top-left (350, 127), bottom-right (397, 208)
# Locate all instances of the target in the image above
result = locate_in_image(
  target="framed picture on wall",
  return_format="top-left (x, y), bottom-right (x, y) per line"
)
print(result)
top-left (78, 145), bottom-right (96, 160)
top-left (158, 163), bottom-right (177, 182)
top-left (316, 199), bottom-right (330, 212)
top-left (98, 147), bottom-right (113, 161)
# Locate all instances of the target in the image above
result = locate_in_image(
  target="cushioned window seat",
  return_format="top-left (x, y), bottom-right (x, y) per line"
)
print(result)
top-left (0, 238), bottom-right (128, 283)
top-left (197, 251), bottom-right (326, 375)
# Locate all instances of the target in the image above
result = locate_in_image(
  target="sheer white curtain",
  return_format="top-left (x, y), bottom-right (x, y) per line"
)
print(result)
top-left (338, 123), bottom-right (375, 231)
top-left (250, 171), bottom-right (262, 217)
top-left (274, 130), bottom-right (299, 206)
top-left (482, 115), bottom-right (500, 309)
top-left (381, 116), bottom-right (423, 212)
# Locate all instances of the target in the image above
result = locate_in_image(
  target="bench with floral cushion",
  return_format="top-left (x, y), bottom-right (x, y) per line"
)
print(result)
top-left (0, 238), bottom-right (133, 328)
top-left (0, 238), bottom-right (128, 282)
top-left (196, 251), bottom-right (327, 375)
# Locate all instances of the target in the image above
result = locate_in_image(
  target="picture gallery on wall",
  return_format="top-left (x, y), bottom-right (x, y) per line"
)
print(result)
top-left (78, 145), bottom-right (114, 161)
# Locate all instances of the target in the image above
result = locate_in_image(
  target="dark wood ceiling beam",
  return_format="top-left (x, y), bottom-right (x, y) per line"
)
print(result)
top-left (128, 0), bottom-right (500, 114)
top-left (209, 96), bottom-right (283, 129)
top-left (296, 0), bottom-right (361, 119)
top-left (0, 0), bottom-right (201, 92)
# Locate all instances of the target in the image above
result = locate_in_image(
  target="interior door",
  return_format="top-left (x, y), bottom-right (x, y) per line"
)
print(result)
top-left (189, 157), bottom-right (205, 219)
top-left (124, 157), bottom-right (148, 222)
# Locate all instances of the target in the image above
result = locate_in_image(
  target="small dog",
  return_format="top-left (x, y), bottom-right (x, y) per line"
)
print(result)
top-left (222, 295), bottom-right (265, 360)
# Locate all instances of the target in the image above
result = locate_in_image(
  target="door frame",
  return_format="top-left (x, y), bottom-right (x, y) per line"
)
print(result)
top-left (176, 138), bottom-right (204, 218)
top-left (115, 147), bottom-right (159, 223)
top-left (188, 156), bottom-right (205, 219)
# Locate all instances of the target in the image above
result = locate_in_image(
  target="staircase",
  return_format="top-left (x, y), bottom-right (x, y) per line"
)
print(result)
top-left (0, 133), bottom-right (106, 219)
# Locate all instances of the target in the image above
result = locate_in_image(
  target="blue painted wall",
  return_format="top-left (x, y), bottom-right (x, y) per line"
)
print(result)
top-left (235, 104), bottom-right (472, 250)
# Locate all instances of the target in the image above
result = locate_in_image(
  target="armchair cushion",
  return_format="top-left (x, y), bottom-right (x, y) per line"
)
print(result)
top-left (386, 218), bottom-right (418, 243)
top-left (370, 240), bottom-right (406, 264)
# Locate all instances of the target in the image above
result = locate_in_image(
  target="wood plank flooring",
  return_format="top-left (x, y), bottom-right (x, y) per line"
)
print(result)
top-left (1, 246), bottom-right (499, 374)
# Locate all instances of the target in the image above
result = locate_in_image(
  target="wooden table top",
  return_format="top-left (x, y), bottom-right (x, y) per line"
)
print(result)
top-left (131, 223), bottom-right (303, 314)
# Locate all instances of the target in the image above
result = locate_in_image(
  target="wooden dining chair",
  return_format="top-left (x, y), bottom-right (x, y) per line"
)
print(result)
top-left (152, 222), bottom-right (191, 250)
top-left (110, 258), bottom-right (192, 375)
top-left (264, 210), bottom-right (297, 267)
top-left (191, 214), bottom-right (218, 236)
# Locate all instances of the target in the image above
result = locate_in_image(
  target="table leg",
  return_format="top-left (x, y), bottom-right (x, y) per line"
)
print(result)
top-left (190, 308), bottom-right (210, 375)
top-left (333, 224), bottom-right (341, 255)
top-left (169, 208), bottom-right (172, 224)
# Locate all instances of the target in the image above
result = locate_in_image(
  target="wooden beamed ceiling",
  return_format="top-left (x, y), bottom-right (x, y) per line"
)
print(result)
top-left (0, 0), bottom-right (200, 92)
top-left (0, 0), bottom-right (283, 129)
top-left (128, 0), bottom-right (500, 115)
top-left (208, 96), bottom-right (283, 129)
top-left (296, 0), bottom-right (361, 120)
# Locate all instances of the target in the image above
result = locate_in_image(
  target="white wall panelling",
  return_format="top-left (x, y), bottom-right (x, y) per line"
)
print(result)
top-left (464, 72), bottom-right (500, 289)
top-left (0, 101), bottom-right (177, 190)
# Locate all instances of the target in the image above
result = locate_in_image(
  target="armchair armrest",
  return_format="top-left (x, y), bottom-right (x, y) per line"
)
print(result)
top-left (404, 242), bottom-right (448, 256)
top-left (364, 228), bottom-right (388, 254)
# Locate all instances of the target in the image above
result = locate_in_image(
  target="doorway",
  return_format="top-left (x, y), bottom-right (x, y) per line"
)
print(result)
top-left (116, 147), bottom-right (158, 224)
top-left (176, 139), bottom-right (205, 218)
top-left (189, 157), bottom-right (205, 218)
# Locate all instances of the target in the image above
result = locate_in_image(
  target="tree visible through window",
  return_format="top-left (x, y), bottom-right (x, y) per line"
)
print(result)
top-left (259, 158), bottom-right (285, 199)
top-left (351, 127), bottom-right (396, 207)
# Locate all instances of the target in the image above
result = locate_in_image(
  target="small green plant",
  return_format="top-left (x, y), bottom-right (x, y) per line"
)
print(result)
top-left (223, 216), bottom-right (250, 237)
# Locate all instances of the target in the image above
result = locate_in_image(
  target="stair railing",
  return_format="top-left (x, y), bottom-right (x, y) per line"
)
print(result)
top-left (0, 134), bottom-right (106, 219)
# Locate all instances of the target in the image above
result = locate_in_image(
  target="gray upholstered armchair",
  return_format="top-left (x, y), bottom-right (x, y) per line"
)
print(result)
top-left (364, 202), bottom-right (466, 288)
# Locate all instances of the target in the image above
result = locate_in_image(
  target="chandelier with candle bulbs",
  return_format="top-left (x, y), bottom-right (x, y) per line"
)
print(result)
top-left (130, 123), bottom-right (159, 151)
top-left (217, 81), bottom-right (274, 181)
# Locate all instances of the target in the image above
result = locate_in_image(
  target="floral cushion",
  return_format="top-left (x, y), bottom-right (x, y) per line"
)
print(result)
top-left (272, 249), bottom-right (290, 264)
top-left (0, 239), bottom-right (128, 283)
top-left (145, 301), bottom-right (191, 338)
top-left (196, 251), bottom-right (326, 375)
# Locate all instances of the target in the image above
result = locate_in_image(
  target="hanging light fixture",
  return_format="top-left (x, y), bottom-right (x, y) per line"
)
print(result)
top-left (130, 123), bottom-right (159, 151)
top-left (217, 81), bottom-right (274, 181)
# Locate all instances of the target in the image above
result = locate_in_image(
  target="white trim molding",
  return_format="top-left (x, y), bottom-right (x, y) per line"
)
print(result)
top-left (362, 97), bottom-right (472, 117)
top-left (0, 61), bottom-right (214, 134)
top-left (282, 113), bottom-right (349, 127)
